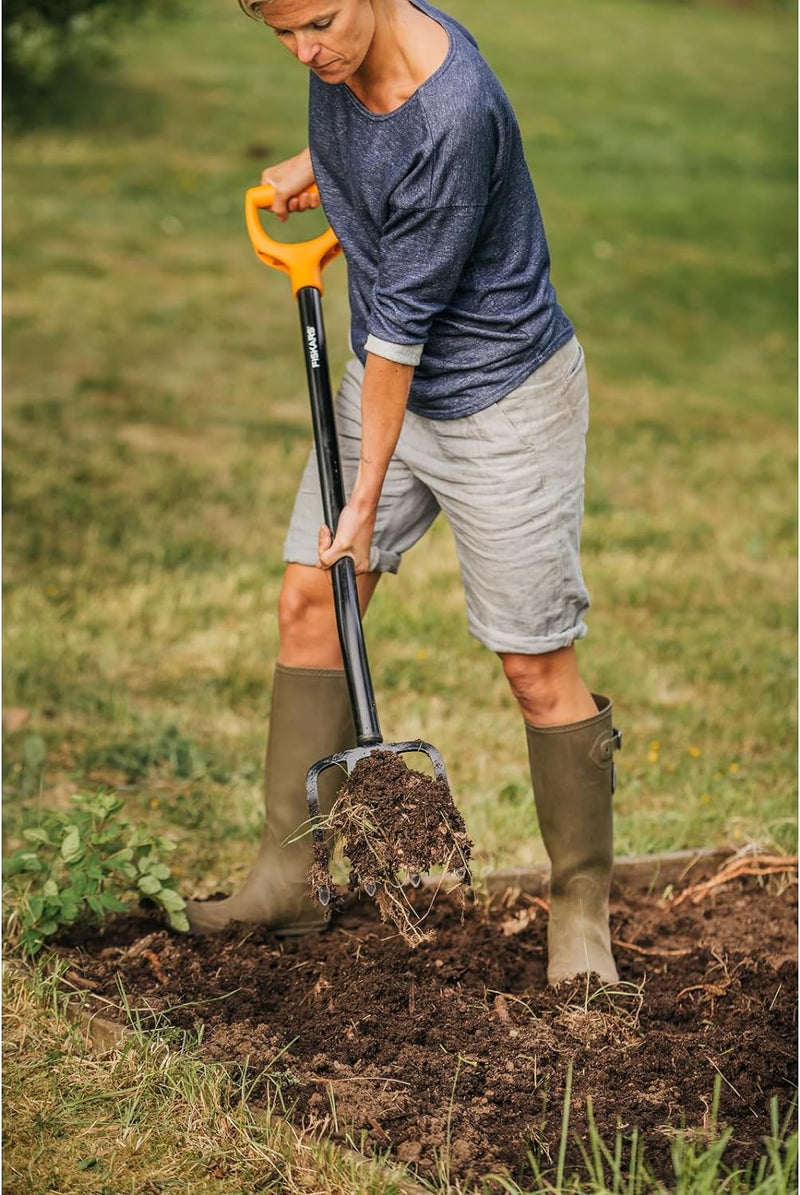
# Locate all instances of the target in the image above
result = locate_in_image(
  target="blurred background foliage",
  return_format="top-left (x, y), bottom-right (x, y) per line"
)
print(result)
top-left (2, 0), bottom-right (185, 120)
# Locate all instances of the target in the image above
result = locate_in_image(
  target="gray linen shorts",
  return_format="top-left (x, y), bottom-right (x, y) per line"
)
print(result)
top-left (283, 335), bottom-right (590, 656)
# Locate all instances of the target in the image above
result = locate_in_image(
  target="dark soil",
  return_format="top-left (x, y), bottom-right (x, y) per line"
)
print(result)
top-left (53, 869), bottom-right (796, 1188)
top-left (311, 750), bottom-right (472, 945)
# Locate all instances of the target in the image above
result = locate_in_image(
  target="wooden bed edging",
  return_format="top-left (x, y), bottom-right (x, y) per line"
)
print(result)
top-left (480, 845), bottom-right (732, 898)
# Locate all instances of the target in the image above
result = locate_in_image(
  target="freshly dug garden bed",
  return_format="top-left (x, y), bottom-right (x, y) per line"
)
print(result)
top-left (54, 858), bottom-right (796, 1187)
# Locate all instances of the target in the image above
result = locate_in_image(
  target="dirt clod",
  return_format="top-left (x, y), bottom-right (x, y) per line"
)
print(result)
top-left (311, 750), bottom-right (472, 944)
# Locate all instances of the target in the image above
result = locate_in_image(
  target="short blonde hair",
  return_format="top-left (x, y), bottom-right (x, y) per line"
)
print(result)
top-left (238, 0), bottom-right (269, 21)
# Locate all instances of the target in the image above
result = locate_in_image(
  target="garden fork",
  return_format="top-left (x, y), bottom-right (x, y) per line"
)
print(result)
top-left (245, 185), bottom-right (456, 905)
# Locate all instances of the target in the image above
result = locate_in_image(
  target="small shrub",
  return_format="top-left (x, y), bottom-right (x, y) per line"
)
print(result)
top-left (3, 0), bottom-right (184, 114)
top-left (3, 790), bottom-right (188, 956)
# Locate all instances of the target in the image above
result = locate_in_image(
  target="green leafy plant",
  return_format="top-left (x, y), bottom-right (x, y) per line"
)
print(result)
top-left (3, 791), bottom-right (188, 956)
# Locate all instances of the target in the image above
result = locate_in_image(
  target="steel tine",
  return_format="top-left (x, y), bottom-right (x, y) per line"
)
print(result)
top-left (305, 751), bottom-right (351, 907)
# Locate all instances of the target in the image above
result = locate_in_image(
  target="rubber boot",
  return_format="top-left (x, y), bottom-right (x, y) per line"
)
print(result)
top-left (186, 664), bottom-right (354, 935)
top-left (525, 695), bottom-right (621, 985)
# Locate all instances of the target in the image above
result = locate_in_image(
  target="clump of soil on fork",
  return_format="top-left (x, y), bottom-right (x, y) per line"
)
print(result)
top-left (309, 749), bottom-right (472, 944)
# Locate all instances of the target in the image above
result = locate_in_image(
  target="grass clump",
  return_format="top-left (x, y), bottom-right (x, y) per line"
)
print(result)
top-left (484, 1068), bottom-right (798, 1195)
top-left (3, 790), bottom-right (188, 956)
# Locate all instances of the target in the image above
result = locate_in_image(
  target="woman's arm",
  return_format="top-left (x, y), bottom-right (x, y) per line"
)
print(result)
top-left (317, 353), bottom-right (414, 574)
top-left (260, 148), bottom-right (318, 221)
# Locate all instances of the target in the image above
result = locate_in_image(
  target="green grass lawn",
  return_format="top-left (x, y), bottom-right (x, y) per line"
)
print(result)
top-left (3, 0), bottom-right (797, 1189)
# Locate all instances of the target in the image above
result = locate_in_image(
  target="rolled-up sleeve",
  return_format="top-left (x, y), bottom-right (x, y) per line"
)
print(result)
top-left (365, 202), bottom-right (487, 360)
top-left (363, 334), bottom-right (424, 366)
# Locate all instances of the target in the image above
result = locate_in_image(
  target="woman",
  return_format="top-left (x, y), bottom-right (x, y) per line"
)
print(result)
top-left (186, 0), bottom-right (621, 986)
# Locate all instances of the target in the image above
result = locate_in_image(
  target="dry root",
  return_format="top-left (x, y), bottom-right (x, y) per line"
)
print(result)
top-left (670, 851), bottom-right (797, 909)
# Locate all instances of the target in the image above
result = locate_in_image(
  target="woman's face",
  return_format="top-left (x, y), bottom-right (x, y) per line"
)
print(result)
top-left (256, 0), bottom-right (376, 84)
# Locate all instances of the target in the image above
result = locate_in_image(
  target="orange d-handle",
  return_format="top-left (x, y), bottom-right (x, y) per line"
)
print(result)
top-left (244, 184), bottom-right (341, 297)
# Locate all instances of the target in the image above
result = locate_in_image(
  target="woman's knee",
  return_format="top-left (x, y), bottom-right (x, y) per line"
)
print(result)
top-left (499, 646), bottom-right (593, 725)
top-left (501, 653), bottom-right (561, 717)
top-left (278, 565), bottom-right (335, 645)
top-left (277, 564), bottom-right (382, 667)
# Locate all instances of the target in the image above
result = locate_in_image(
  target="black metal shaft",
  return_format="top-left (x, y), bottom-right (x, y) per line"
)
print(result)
top-left (297, 286), bottom-right (382, 746)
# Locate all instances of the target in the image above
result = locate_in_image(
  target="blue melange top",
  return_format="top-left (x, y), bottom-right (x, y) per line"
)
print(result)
top-left (308, 0), bottom-right (574, 420)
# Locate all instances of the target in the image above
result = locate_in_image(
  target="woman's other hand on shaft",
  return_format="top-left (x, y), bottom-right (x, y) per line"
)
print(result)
top-left (318, 502), bottom-right (377, 575)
